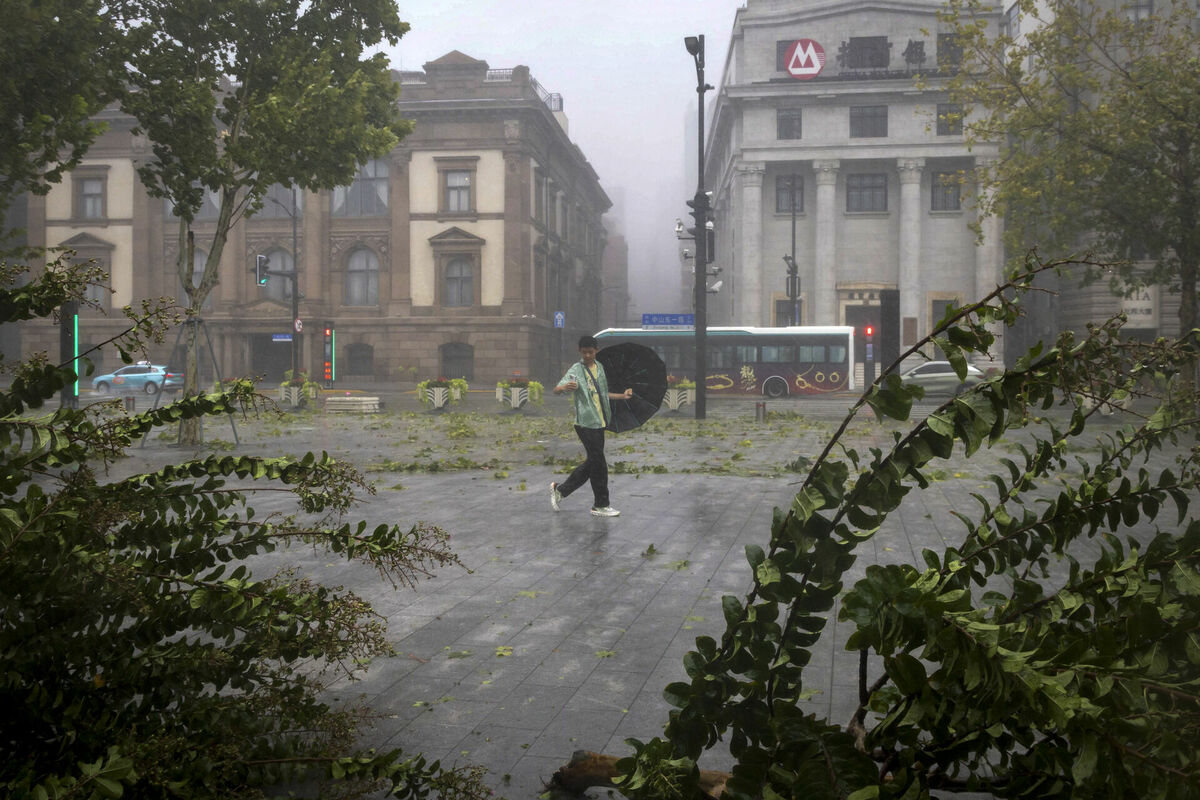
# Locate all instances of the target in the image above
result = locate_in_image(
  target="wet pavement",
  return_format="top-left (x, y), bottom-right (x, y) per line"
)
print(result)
top-left (91, 385), bottom-right (1166, 798)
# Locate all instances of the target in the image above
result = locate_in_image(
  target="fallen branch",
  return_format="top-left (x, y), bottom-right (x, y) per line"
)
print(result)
top-left (546, 751), bottom-right (730, 799)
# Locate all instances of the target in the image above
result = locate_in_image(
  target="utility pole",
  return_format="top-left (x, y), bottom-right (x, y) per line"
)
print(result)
top-left (685, 34), bottom-right (714, 420)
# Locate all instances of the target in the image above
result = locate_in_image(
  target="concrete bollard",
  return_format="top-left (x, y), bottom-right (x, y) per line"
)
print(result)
top-left (123, 396), bottom-right (136, 413)
top-left (755, 401), bottom-right (767, 422)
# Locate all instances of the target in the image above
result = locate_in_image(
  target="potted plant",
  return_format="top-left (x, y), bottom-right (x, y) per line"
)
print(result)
top-left (279, 369), bottom-right (320, 407)
top-left (495, 377), bottom-right (544, 409)
top-left (664, 376), bottom-right (695, 411)
top-left (417, 377), bottom-right (468, 409)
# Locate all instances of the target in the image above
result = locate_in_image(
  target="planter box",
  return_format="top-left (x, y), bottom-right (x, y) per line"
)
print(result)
top-left (495, 386), bottom-right (529, 409)
top-left (278, 385), bottom-right (317, 407)
top-left (424, 386), bottom-right (451, 409)
top-left (664, 387), bottom-right (693, 411)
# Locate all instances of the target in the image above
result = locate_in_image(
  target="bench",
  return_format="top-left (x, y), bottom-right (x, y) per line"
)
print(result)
top-left (323, 395), bottom-right (381, 414)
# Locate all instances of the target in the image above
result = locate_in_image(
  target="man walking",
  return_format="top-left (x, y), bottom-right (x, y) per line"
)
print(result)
top-left (550, 335), bottom-right (632, 517)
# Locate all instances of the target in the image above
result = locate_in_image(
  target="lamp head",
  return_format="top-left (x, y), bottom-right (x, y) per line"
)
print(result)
top-left (674, 219), bottom-right (685, 235)
top-left (684, 36), bottom-right (702, 56)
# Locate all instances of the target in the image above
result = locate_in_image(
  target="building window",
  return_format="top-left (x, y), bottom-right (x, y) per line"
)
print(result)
top-left (931, 171), bottom-right (962, 211)
top-left (332, 158), bottom-right (388, 217)
top-left (847, 174), bottom-right (888, 212)
top-left (164, 188), bottom-right (220, 221)
top-left (440, 342), bottom-right (474, 381)
top-left (344, 343), bottom-right (374, 376)
top-left (777, 108), bottom-right (803, 139)
top-left (444, 257), bottom-right (474, 307)
top-left (844, 36), bottom-right (891, 69)
top-left (775, 175), bottom-right (804, 213)
top-left (1126, 0), bottom-right (1153, 21)
top-left (937, 33), bottom-right (963, 70)
top-left (81, 258), bottom-right (111, 311)
top-left (345, 248), bottom-right (379, 306)
top-left (445, 170), bottom-right (472, 212)
top-left (256, 184), bottom-right (301, 219)
top-left (76, 177), bottom-right (105, 220)
top-left (937, 103), bottom-right (964, 135)
top-left (435, 157), bottom-right (479, 216)
top-left (260, 248), bottom-right (293, 302)
top-left (850, 105), bottom-right (888, 138)
top-left (1000, 3), bottom-right (1020, 38)
top-left (534, 172), bottom-right (546, 222)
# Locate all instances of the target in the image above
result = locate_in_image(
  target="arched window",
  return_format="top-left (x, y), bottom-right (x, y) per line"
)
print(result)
top-left (345, 248), bottom-right (379, 306)
top-left (260, 248), bottom-right (293, 303)
top-left (344, 342), bottom-right (374, 376)
top-left (440, 342), bottom-right (474, 381)
top-left (444, 257), bottom-right (473, 307)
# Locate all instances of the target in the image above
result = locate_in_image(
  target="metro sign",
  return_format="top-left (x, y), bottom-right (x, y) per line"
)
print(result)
top-left (785, 39), bottom-right (826, 80)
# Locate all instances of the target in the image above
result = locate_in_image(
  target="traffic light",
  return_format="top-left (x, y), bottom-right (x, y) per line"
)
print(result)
top-left (865, 325), bottom-right (874, 341)
top-left (255, 254), bottom-right (270, 285)
top-left (786, 274), bottom-right (800, 300)
top-left (322, 323), bottom-right (335, 383)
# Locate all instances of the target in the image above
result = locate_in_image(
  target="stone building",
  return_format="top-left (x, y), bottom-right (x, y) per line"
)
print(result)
top-left (703, 0), bottom-right (1003, 370)
top-left (16, 51), bottom-right (610, 386)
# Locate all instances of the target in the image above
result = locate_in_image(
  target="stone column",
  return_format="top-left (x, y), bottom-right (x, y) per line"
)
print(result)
top-left (737, 163), bottom-right (765, 324)
top-left (813, 160), bottom-right (839, 326)
top-left (898, 158), bottom-right (925, 339)
top-left (974, 158), bottom-right (1004, 363)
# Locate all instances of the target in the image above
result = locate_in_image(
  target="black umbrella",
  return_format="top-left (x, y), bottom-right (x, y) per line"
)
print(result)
top-left (597, 342), bottom-right (667, 433)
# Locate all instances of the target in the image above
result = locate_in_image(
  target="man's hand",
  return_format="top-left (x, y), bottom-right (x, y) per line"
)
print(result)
top-left (621, 388), bottom-right (633, 399)
top-left (556, 380), bottom-right (578, 394)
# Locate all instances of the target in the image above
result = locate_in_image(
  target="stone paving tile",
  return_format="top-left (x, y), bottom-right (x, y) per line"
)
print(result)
top-left (100, 392), bottom-right (1186, 797)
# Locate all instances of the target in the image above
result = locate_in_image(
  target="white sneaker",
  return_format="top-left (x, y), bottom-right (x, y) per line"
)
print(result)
top-left (590, 506), bottom-right (620, 517)
top-left (550, 482), bottom-right (562, 511)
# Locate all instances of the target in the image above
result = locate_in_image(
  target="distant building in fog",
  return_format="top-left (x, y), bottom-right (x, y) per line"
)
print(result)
top-left (704, 0), bottom-right (1003, 372)
top-left (17, 51), bottom-right (610, 385)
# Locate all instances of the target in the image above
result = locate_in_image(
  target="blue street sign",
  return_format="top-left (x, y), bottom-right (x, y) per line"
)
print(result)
top-left (272, 333), bottom-right (293, 342)
top-left (642, 313), bottom-right (695, 329)
top-left (554, 311), bottom-right (565, 328)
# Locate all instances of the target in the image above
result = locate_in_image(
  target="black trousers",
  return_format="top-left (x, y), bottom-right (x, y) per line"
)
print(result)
top-left (558, 425), bottom-right (609, 508)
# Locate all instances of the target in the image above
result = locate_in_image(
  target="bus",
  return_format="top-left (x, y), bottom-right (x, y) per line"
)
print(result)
top-left (594, 326), bottom-right (856, 397)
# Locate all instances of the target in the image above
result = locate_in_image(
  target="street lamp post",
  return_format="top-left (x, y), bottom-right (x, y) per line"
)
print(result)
top-left (685, 34), bottom-right (714, 420)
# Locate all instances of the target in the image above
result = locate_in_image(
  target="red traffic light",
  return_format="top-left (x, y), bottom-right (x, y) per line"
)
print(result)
top-left (324, 328), bottom-right (332, 336)
top-left (865, 326), bottom-right (874, 337)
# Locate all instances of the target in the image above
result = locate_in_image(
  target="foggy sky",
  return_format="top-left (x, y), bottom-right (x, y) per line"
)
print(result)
top-left (387, 0), bottom-right (746, 317)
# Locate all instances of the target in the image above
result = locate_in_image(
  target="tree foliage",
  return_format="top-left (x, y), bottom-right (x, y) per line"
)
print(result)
top-left (617, 255), bottom-right (1200, 799)
top-left (942, 0), bottom-right (1200, 337)
top-left (0, 261), bottom-right (489, 798)
top-left (111, 0), bottom-right (413, 441)
top-left (0, 0), bottom-right (125, 240)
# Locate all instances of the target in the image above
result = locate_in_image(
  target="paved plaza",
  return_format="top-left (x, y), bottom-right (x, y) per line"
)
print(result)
top-left (106, 387), bottom-right (1153, 798)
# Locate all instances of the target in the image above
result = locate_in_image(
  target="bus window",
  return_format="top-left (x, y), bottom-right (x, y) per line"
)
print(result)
top-left (710, 345), bottom-right (736, 369)
top-left (797, 345), bottom-right (827, 363)
top-left (829, 345), bottom-right (847, 363)
top-left (761, 345), bottom-right (796, 363)
top-left (737, 345), bottom-right (757, 364)
top-left (652, 344), bottom-right (686, 371)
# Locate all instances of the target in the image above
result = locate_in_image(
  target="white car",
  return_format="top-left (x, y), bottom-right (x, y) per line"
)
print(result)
top-left (899, 361), bottom-right (984, 395)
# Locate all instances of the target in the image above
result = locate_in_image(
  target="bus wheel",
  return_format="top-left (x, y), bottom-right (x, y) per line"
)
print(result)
top-left (763, 377), bottom-right (788, 398)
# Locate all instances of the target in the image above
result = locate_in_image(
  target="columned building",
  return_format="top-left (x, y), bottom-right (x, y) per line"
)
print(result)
top-left (705, 0), bottom-right (1003, 371)
top-left (17, 52), bottom-right (609, 386)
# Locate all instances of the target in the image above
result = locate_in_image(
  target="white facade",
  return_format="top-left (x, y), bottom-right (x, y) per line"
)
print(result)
top-left (705, 0), bottom-right (1003, 367)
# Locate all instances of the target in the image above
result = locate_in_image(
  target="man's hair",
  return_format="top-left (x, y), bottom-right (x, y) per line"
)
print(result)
top-left (578, 335), bottom-right (599, 349)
